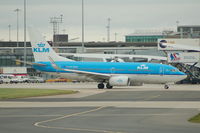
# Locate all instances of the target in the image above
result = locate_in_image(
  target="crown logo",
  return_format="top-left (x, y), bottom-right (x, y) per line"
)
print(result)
top-left (37, 43), bottom-right (45, 47)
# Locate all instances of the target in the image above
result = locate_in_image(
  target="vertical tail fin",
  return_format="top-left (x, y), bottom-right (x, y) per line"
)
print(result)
top-left (28, 26), bottom-right (73, 62)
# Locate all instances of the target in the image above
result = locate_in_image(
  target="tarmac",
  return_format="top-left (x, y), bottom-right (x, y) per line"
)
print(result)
top-left (0, 83), bottom-right (200, 133)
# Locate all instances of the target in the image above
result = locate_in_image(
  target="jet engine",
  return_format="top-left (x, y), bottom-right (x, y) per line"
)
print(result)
top-left (109, 76), bottom-right (129, 86)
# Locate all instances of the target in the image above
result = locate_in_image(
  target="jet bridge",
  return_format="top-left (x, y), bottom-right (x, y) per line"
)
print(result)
top-left (166, 52), bottom-right (200, 84)
top-left (173, 63), bottom-right (200, 84)
top-left (157, 38), bottom-right (200, 84)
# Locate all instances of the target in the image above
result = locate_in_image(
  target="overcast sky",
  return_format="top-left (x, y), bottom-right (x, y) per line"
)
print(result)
top-left (0, 0), bottom-right (200, 42)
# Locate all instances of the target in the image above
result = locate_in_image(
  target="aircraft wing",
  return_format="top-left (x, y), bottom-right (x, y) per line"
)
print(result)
top-left (60, 67), bottom-right (110, 80)
top-left (48, 57), bottom-right (110, 80)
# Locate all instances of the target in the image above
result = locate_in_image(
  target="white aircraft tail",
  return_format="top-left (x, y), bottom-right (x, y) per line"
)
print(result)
top-left (28, 26), bottom-right (73, 62)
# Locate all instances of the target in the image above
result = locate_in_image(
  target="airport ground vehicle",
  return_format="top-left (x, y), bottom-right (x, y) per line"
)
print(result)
top-left (10, 76), bottom-right (23, 83)
top-left (27, 76), bottom-right (45, 83)
top-left (0, 74), bottom-right (30, 84)
top-left (46, 78), bottom-right (71, 82)
top-left (0, 74), bottom-right (15, 83)
top-left (0, 78), bottom-right (3, 84)
top-left (10, 75), bottom-right (29, 83)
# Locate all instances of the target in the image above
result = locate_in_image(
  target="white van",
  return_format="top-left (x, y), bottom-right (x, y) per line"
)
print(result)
top-left (0, 74), bottom-right (15, 83)
top-left (0, 77), bottom-right (3, 84)
top-left (17, 75), bottom-right (29, 83)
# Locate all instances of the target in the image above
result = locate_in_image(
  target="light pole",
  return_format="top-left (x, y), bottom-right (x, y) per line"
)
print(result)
top-left (114, 32), bottom-right (117, 42)
top-left (106, 18), bottom-right (111, 42)
top-left (24, 0), bottom-right (26, 67)
top-left (14, 8), bottom-right (20, 47)
top-left (81, 0), bottom-right (85, 53)
top-left (8, 24), bottom-right (11, 41)
top-left (50, 15), bottom-right (63, 43)
top-left (176, 20), bottom-right (179, 32)
top-left (62, 29), bottom-right (66, 34)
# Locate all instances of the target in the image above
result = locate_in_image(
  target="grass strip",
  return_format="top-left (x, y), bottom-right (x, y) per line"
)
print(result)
top-left (0, 88), bottom-right (78, 100)
top-left (188, 113), bottom-right (200, 123)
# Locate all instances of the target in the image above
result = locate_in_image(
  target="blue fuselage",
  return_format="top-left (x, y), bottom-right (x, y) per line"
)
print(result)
top-left (33, 61), bottom-right (185, 76)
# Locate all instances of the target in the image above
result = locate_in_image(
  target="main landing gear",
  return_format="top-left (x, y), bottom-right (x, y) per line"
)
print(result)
top-left (106, 83), bottom-right (113, 89)
top-left (98, 83), bottom-right (113, 89)
top-left (98, 83), bottom-right (104, 89)
top-left (164, 84), bottom-right (169, 89)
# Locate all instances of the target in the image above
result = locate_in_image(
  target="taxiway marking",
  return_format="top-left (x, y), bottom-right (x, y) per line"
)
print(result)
top-left (34, 106), bottom-right (125, 133)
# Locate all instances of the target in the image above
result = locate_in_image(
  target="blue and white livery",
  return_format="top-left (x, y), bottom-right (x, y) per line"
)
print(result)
top-left (29, 27), bottom-right (187, 89)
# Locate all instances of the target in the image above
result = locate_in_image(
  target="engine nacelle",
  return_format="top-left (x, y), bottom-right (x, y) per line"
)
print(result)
top-left (109, 76), bottom-right (129, 86)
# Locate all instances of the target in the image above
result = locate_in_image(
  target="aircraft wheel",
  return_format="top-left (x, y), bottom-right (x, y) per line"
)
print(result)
top-left (98, 83), bottom-right (104, 89)
top-left (164, 84), bottom-right (169, 89)
top-left (106, 83), bottom-right (113, 89)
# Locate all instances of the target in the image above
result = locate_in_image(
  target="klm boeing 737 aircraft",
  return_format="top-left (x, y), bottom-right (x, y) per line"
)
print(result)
top-left (28, 27), bottom-right (187, 89)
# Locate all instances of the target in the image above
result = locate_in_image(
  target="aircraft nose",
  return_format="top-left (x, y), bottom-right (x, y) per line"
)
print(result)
top-left (180, 71), bottom-right (186, 75)
top-left (180, 72), bottom-right (187, 80)
top-left (182, 74), bottom-right (187, 79)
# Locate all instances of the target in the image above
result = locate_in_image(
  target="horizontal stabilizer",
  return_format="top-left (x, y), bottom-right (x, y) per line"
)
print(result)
top-left (16, 60), bottom-right (46, 66)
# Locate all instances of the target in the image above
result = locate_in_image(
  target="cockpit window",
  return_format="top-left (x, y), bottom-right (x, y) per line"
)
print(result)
top-left (170, 69), bottom-right (178, 72)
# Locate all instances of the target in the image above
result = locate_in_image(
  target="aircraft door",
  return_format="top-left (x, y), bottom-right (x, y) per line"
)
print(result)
top-left (111, 67), bottom-right (115, 74)
top-left (159, 66), bottom-right (164, 76)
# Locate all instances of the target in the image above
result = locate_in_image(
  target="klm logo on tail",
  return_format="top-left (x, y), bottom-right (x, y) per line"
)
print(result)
top-left (33, 43), bottom-right (50, 53)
